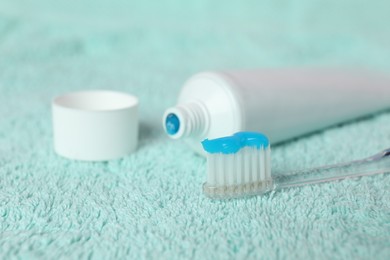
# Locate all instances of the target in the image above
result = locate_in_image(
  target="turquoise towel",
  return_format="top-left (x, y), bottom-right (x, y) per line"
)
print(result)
top-left (1, 0), bottom-right (390, 259)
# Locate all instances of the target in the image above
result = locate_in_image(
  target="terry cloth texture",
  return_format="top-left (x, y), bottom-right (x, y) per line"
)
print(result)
top-left (1, 0), bottom-right (390, 259)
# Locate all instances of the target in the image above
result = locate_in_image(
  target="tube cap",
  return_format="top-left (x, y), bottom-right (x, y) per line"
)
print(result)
top-left (52, 90), bottom-right (139, 161)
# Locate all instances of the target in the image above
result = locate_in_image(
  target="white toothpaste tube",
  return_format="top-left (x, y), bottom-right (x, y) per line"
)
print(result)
top-left (163, 68), bottom-right (390, 155)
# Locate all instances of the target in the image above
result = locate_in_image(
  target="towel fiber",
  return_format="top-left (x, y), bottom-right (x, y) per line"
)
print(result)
top-left (0, 0), bottom-right (390, 259)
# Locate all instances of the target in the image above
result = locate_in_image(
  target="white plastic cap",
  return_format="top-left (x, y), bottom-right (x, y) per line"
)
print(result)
top-left (52, 90), bottom-right (139, 161)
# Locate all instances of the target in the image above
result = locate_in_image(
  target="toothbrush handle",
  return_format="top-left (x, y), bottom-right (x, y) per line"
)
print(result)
top-left (273, 149), bottom-right (390, 190)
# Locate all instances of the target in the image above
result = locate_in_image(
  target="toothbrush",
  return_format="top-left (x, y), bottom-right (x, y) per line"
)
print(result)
top-left (202, 132), bottom-right (390, 199)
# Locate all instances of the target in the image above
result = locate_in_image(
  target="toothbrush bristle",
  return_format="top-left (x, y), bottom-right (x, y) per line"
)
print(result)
top-left (203, 146), bottom-right (272, 198)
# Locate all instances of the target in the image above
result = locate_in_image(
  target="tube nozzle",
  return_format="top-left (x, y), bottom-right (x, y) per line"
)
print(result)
top-left (163, 102), bottom-right (209, 139)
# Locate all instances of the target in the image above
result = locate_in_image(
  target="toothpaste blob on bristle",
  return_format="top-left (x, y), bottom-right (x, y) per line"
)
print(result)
top-left (201, 132), bottom-right (272, 199)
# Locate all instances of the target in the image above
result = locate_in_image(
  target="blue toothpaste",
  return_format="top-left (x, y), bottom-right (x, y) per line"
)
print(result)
top-left (201, 132), bottom-right (269, 154)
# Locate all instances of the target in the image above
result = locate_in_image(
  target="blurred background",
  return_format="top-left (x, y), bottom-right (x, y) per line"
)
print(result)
top-left (1, 0), bottom-right (390, 127)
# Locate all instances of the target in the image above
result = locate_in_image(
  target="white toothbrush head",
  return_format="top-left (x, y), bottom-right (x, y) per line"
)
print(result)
top-left (202, 132), bottom-right (272, 199)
